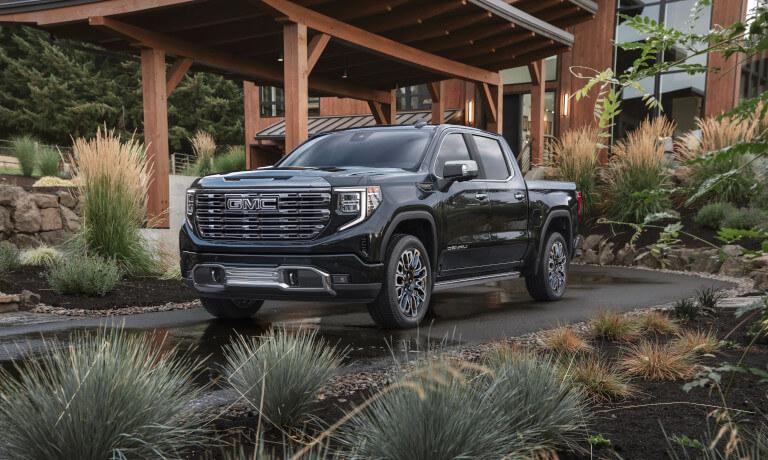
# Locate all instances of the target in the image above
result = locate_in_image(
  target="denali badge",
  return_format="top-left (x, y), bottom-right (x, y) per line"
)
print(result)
top-left (225, 195), bottom-right (277, 211)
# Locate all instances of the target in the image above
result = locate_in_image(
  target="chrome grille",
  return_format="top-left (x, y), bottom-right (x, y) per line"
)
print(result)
top-left (194, 190), bottom-right (331, 240)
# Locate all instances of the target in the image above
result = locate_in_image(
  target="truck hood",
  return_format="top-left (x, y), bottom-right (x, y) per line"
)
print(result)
top-left (192, 166), bottom-right (412, 189)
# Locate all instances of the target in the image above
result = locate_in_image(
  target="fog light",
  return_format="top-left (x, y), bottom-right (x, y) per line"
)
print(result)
top-left (211, 267), bottom-right (225, 284)
top-left (286, 270), bottom-right (299, 286)
top-left (332, 274), bottom-right (350, 284)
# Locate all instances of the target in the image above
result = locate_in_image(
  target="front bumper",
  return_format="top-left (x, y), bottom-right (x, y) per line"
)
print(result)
top-left (180, 250), bottom-right (383, 302)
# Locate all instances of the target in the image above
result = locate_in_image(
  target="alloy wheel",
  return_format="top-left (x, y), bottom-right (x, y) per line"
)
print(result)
top-left (547, 240), bottom-right (567, 295)
top-left (394, 248), bottom-right (428, 318)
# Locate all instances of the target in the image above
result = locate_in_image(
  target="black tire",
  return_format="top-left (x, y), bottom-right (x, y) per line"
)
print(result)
top-left (525, 231), bottom-right (569, 301)
top-left (201, 297), bottom-right (264, 319)
top-left (367, 234), bottom-right (432, 329)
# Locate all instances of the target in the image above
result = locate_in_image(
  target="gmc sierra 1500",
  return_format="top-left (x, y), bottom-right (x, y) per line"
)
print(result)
top-left (180, 124), bottom-right (581, 329)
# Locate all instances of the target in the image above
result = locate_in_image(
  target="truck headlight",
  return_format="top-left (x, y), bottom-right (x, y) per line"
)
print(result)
top-left (185, 189), bottom-right (195, 227)
top-left (335, 186), bottom-right (382, 230)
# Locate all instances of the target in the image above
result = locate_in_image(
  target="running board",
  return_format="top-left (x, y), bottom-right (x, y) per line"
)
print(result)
top-left (433, 271), bottom-right (521, 293)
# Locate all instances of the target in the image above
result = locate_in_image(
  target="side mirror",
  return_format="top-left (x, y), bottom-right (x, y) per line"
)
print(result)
top-left (443, 160), bottom-right (478, 181)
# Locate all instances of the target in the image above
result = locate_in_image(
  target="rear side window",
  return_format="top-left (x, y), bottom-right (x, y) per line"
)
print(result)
top-left (473, 135), bottom-right (510, 180)
top-left (435, 133), bottom-right (471, 176)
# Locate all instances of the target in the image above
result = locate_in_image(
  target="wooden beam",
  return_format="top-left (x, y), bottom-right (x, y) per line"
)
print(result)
top-left (480, 83), bottom-right (497, 123)
top-left (166, 57), bottom-right (193, 94)
top-left (429, 81), bottom-right (445, 124)
top-left (259, 0), bottom-right (500, 85)
top-left (368, 101), bottom-right (387, 125)
top-left (140, 48), bottom-right (170, 228)
top-left (391, 10), bottom-right (492, 44)
top-left (359, 1), bottom-right (470, 35)
top-left (468, 39), bottom-right (555, 67)
top-left (88, 16), bottom-right (391, 103)
top-left (529, 59), bottom-right (545, 165)
top-left (0, 0), bottom-right (197, 25)
top-left (283, 22), bottom-right (308, 152)
top-left (369, 90), bottom-right (396, 125)
top-left (307, 33), bottom-right (330, 73)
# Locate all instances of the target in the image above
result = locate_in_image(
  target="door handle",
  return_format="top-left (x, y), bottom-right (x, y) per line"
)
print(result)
top-left (514, 192), bottom-right (525, 200)
top-left (475, 193), bottom-right (488, 201)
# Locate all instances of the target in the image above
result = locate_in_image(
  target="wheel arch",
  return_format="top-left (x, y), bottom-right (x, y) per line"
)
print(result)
top-left (532, 209), bottom-right (573, 274)
top-left (381, 211), bottom-right (438, 271)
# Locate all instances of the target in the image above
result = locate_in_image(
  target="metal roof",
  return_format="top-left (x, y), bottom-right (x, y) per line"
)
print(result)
top-left (255, 109), bottom-right (461, 141)
top-left (0, 0), bottom-right (97, 13)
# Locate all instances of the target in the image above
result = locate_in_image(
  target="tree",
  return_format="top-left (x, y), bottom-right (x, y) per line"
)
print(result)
top-left (0, 24), bottom-right (244, 151)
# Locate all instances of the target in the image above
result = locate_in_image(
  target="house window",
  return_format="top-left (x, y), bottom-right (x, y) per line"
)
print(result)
top-left (500, 56), bottom-right (558, 85)
top-left (259, 86), bottom-right (320, 117)
top-left (614, 0), bottom-right (711, 139)
top-left (741, 57), bottom-right (768, 100)
top-left (397, 85), bottom-right (432, 111)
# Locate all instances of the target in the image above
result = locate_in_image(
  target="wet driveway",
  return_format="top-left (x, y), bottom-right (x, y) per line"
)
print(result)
top-left (0, 265), bottom-right (734, 372)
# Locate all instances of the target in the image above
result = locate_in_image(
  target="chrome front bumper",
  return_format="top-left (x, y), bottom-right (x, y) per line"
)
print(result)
top-left (191, 264), bottom-right (335, 295)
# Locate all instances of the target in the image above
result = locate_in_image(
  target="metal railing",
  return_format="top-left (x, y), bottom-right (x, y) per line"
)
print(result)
top-left (171, 152), bottom-right (194, 174)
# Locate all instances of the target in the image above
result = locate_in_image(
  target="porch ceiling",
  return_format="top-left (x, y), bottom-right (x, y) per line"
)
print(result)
top-left (0, 0), bottom-right (595, 94)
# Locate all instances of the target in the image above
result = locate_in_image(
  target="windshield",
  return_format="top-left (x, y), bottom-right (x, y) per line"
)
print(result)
top-left (277, 129), bottom-right (433, 170)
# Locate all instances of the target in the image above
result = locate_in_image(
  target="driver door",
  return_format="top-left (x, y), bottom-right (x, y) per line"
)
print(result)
top-left (434, 133), bottom-right (492, 277)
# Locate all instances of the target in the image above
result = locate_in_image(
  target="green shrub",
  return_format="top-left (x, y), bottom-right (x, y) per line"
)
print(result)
top-left (673, 298), bottom-right (709, 321)
top-left (696, 287), bottom-right (725, 310)
top-left (11, 136), bottom-right (38, 177)
top-left (190, 130), bottom-right (216, 177)
top-left (20, 245), bottom-right (62, 267)
top-left (689, 152), bottom-right (759, 206)
top-left (721, 207), bottom-right (768, 230)
top-left (694, 202), bottom-right (737, 229)
top-left (36, 145), bottom-right (61, 177)
top-left (47, 254), bottom-right (121, 296)
top-left (341, 363), bottom-right (531, 460)
top-left (212, 146), bottom-right (246, 174)
top-left (222, 328), bottom-right (344, 428)
top-left (602, 118), bottom-right (674, 223)
top-left (72, 128), bottom-right (155, 274)
top-left (343, 354), bottom-right (588, 459)
top-left (762, 240), bottom-right (768, 253)
top-left (0, 243), bottom-right (20, 274)
top-left (0, 328), bottom-right (209, 460)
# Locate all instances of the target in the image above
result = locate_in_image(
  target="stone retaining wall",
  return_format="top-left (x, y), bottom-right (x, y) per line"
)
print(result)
top-left (0, 185), bottom-right (82, 248)
top-left (573, 234), bottom-right (768, 291)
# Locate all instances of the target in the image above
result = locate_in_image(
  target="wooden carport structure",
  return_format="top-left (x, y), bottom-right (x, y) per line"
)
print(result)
top-left (0, 0), bottom-right (592, 227)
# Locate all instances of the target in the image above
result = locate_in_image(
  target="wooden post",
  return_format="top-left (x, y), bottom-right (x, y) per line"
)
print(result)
top-left (283, 22), bottom-right (308, 153)
top-left (243, 81), bottom-right (260, 169)
top-left (369, 89), bottom-right (396, 124)
top-left (140, 47), bottom-right (170, 228)
top-left (429, 81), bottom-right (444, 124)
top-left (529, 59), bottom-right (545, 166)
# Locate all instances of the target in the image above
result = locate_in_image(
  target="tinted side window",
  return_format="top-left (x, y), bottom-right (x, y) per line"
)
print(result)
top-left (473, 135), bottom-right (510, 180)
top-left (435, 133), bottom-right (471, 176)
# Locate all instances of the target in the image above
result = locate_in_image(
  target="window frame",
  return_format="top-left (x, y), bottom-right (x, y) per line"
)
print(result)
top-left (431, 131), bottom-right (475, 179)
top-left (467, 133), bottom-right (514, 182)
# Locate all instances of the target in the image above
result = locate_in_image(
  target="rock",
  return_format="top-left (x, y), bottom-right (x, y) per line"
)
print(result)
top-left (0, 297), bottom-right (19, 314)
top-left (582, 249), bottom-right (600, 265)
top-left (9, 233), bottom-right (39, 248)
top-left (598, 242), bottom-right (615, 265)
top-left (39, 230), bottom-right (71, 245)
top-left (719, 256), bottom-right (746, 277)
top-left (690, 250), bottom-right (723, 274)
top-left (60, 205), bottom-right (81, 232)
top-left (751, 271), bottom-right (768, 291)
top-left (722, 245), bottom-right (745, 258)
top-left (636, 252), bottom-right (662, 269)
top-left (751, 255), bottom-right (768, 270)
top-left (671, 165), bottom-right (693, 185)
top-left (615, 244), bottom-right (637, 266)
top-left (0, 186), bottom-right (23, 206)
top-left (57, 190), bottom-right (78, 208)
top-left (39, 207), bottom-right (62, 231)
top-left (33, 193), bottom-right (58, 209)
top-left (582, 234), bottom-right (603, 252)
top-left (19, 290), bottom-right (40, 308)
top-left (0, 206), bottom-right (11, 235)
top-left (665, 253), bottom-right (689, 271)
top-left (12, 193), bottom-right (41, 233)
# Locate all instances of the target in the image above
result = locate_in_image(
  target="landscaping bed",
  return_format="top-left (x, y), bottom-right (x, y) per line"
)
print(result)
top-left (0, 265), bottom-right (196, 310)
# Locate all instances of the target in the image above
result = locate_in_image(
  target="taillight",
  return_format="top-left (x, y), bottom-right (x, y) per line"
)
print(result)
top-left (576, 191), bottom-right (583, 223)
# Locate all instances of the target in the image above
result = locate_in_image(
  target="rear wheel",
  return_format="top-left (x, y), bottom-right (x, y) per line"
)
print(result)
top-left (201, 297), bottom-right (264, 319)
top-left (367, 234), bottom-right (432, 329)
top-left (525, 231), bottom-right (569, 301)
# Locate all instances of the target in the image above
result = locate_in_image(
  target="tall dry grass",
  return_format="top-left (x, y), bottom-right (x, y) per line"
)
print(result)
top-left (190, 130), bottom-right (217, 176)
top-left (550, 126), bottom-right (601, 217)
top-left (72, 127), bottom-right (155, 274)
top-left (602, 117), bottom-right (675, 222)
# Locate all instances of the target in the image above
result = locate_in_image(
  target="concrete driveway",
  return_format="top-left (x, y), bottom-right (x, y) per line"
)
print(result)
top-left (0, 265), bottom-right (734, 370)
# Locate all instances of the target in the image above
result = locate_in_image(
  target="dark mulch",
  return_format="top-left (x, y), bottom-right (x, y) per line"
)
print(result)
top-left (0, 173), bottom-right (37, 189)
top-left (0, 265), bottom-right (197, 310)
top-left (579, 309), bottom-right (768, 460)
top-left (582, 207), bottom-right (764, 251)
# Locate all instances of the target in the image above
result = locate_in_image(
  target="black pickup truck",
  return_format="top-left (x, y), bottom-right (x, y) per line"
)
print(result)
top-left (180, 124), bottom-right (582, 329)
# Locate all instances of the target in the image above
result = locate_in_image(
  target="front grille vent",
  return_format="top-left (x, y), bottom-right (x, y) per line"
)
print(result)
top-left (194, 190), bottom-right (331, 240)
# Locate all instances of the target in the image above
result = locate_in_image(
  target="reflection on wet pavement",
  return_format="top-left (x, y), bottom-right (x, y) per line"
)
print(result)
top-left (0, 265), bottom-right (734, 377)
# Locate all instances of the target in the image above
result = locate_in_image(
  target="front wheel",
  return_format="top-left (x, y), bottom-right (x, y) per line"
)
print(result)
top-left (201, 297), bottom-right (264, 319)
top-left (367, 234), bottom-right (432, 329)
top-left (525, 231), bottom-right (569, 301)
